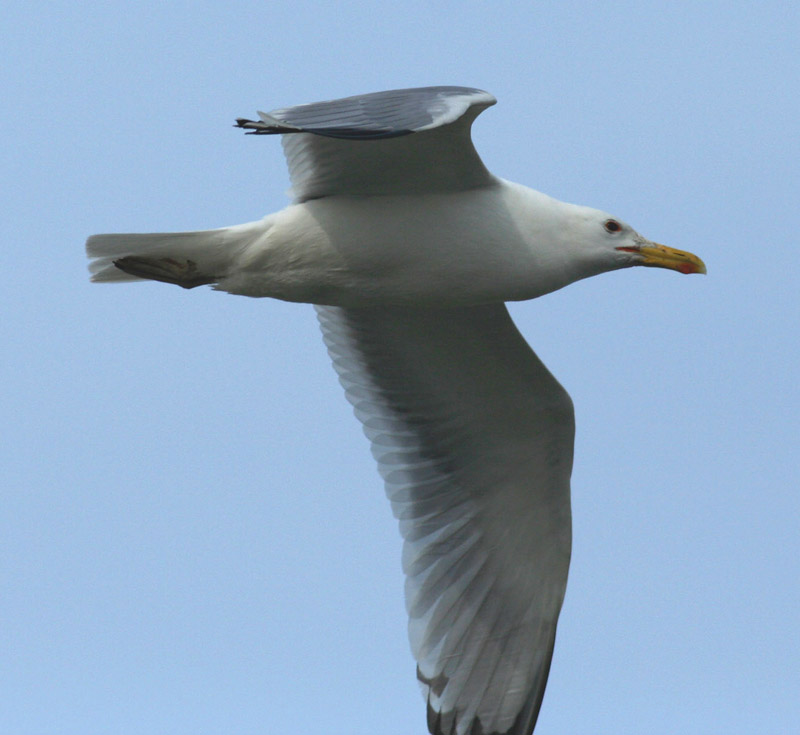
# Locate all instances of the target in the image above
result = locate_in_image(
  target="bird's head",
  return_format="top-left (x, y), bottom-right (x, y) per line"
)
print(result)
top-left (595, 215), bottom-right (706, 275)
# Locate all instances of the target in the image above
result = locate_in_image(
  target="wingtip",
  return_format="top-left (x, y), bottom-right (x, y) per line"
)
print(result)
top-left (234, 117), bottom-right (270, 134)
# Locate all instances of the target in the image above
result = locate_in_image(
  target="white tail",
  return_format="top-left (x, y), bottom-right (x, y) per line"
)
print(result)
top-left (86, 219), bottom-right (268, 287)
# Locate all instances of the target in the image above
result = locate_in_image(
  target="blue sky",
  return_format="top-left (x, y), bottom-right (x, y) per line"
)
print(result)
top-left (3, 1), bottom-right (798, 733)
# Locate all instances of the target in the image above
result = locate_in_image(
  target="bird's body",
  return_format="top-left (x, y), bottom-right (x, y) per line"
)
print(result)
top-left (87, 86), bottom-right (704, 735)
top-left (201, 182), bottom-right (622, 304)
top-left (92, 180), bottom-right (636, 306)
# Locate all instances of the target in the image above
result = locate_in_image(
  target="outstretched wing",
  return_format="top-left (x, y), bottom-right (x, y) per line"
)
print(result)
top-left (317, 304), bottom-right (574, 735)
top-left (236, 86), bottom-right (497, 201)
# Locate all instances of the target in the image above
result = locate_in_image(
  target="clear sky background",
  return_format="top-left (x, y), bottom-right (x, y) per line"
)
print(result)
top-left (3, 2), bottom-right (798, 734)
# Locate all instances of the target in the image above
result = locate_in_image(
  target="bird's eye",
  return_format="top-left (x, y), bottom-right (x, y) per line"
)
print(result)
top-left (604, 219), bottom-right (622, 233)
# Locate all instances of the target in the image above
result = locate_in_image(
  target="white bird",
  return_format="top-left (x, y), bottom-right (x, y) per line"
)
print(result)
top-left (86, 86), bottom-right (705, 735)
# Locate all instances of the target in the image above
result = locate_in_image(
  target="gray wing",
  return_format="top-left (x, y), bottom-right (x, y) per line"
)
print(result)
top-left (317, 304), bottom-right (574, 735)
top-left (236, 86), bottom-right (497, 201)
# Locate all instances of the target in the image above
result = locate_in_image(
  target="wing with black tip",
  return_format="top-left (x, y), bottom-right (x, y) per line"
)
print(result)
top-left (236, 86), bottom-right (497, 200)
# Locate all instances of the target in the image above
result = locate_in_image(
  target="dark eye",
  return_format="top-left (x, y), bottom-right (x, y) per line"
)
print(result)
top-left (604, 219), bottom-right (622, 233)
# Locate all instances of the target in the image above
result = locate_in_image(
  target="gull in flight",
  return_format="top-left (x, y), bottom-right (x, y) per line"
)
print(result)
top-left (87, 86), bottom-right (705, 735)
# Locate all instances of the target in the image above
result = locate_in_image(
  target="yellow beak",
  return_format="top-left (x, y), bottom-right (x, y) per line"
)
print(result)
top-left (637, 243), bottom-right (707, 275)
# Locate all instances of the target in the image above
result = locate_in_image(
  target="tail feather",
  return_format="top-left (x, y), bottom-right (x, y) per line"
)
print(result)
top-left (86, 219), bottom-right (268, 285)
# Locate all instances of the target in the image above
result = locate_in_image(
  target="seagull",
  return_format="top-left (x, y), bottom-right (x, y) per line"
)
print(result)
top-left (86, 86), bottom-right (705, 735)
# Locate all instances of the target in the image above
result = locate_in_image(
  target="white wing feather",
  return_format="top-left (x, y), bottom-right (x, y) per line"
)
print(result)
top-left (317, 304), bottom-right (574, 735)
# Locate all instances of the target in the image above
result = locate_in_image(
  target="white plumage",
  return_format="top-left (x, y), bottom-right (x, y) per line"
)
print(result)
top-left (87, 86), bottom-right (705, 735)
